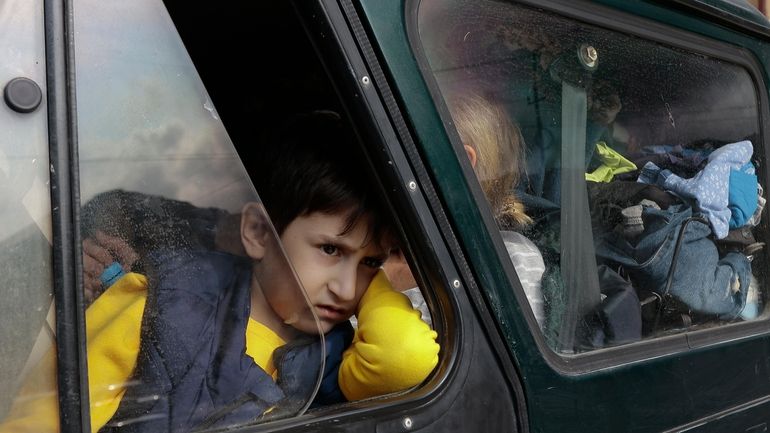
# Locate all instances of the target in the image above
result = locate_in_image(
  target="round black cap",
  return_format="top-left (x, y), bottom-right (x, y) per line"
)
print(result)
top-left (4, 77), bottom-right (42, 114)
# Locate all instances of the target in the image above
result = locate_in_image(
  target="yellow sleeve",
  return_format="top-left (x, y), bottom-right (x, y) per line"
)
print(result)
top-left (0, 273), bottom-right (147, 433)
top-left (338, 270), bottom-right (439, 401)
top-left (85, 273), bottom-right (147, 431)
top-left (0, 342), bottom-right (59, 433)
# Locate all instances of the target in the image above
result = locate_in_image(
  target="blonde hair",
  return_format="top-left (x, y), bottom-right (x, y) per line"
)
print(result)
top-left (447, 93), bottom-right (532, 229)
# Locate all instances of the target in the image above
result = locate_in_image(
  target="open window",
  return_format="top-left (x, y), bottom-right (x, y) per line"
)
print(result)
top-left (415, 0), bottom-right (767, 355)
top-left (1, 1), bottom-right (442, 431)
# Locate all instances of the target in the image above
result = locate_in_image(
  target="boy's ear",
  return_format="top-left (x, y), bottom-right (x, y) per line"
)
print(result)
top-left (463, 144), bottom-right (478, 168)
top-left (241, 202), bottom-right (271, 260)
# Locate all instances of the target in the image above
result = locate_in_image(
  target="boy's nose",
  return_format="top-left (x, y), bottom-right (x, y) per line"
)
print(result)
top-left (329, 264), bottom-right (357, 303)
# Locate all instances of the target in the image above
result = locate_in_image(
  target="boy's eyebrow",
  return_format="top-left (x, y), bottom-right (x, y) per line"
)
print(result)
top-left (319, 234), bottom-right (388, 258)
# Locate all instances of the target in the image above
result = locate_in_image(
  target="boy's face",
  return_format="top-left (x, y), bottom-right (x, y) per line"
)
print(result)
top-left (245, 205), bottom-right (390, 336)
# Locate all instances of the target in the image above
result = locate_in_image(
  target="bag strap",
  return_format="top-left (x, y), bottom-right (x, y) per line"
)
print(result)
top-left (651, 216), bottom-right (708, 334)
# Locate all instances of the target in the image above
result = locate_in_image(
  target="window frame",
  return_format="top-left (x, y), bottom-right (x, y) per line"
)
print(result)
top-left (406, 0), bottom-right (770, 373)
top-left (269, 0), bottom-right (529, 431)
top-left (44, 0), bottom-right (91, 431)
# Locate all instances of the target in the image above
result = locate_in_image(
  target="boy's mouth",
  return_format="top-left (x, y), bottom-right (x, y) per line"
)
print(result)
top-left (315, 304), bottom-right (348, 322)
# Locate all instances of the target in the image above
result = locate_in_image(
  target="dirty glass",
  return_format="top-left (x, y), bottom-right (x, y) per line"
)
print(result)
top-left (11, 0), bottom-right (325, 431)
top-left (417, 0), bottom-right (765, 354)
top-left (0, 0), bottom-right (58, 429)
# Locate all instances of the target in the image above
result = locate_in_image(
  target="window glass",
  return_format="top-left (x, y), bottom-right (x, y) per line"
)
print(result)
top-left (38, 0), bottom-right (441, 430)
top-left (417, 0), bottom-right (765, 354)
top-left (0, 0), bottom-right (57, 427)
top-left (73, 0), bottom-right (322, 430)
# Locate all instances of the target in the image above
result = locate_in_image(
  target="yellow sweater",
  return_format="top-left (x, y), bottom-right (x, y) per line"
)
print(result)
top-left (0, 270), bottom-right (438, 432)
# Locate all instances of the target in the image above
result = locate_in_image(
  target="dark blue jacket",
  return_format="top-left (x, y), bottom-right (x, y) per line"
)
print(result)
top-left (100, 250), bottom-right (352, 433)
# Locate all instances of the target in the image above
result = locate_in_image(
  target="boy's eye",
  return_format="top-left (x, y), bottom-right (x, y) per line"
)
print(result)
top-left (362, 257), bottom-right (384, 269)
top-left (321, 244), bottom-right (339, 256)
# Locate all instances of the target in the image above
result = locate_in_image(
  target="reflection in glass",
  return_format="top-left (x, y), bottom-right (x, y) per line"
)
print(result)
top-left (70, 0), bottom-right (324, 429)
top-left (418, 0), bottom-right (764, 354)
top-left (78, 194), bottom-right (326, 430)
top-left (0, 0), bottom-right (56, 428)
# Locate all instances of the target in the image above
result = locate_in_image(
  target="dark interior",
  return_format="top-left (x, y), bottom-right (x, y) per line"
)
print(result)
top-left (161, 1), bottom-right (341, 165)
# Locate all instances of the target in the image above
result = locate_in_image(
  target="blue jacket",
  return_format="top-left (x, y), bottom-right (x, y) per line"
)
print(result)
top-left (596, 204), bottom-right (750, 318)
top-left (99, 250), bottom-right (352, 433)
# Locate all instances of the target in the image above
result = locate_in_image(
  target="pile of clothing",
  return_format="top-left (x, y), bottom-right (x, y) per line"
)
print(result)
top-left (582, 139), bottom-right (764, 347)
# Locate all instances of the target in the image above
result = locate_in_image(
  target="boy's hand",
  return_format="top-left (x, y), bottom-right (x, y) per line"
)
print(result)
top-left (340, 270), bottom-right (439, 400)
top-left (382, 249), bottom-right (417, 292)
top-left (82, 231), bottom-right (139, 303)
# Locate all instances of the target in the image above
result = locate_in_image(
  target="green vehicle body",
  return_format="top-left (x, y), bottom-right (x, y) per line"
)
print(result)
top-left (4, 0), bottom-right (770, 432)
top-left (357, 0), bottom-right (770, 431)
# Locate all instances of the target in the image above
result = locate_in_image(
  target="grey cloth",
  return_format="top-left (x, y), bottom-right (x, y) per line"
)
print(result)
top-left (621, 205), bottom-right (644, 238)
top-left (403, 288), bottom-right (432, 328)
top-left (349, 287), bottom-right (433, 329)
top-left (746, 184), bottom-right (765, 227)
top-left (621, 200), bottom-right (660, 239)
top-left (501, 231), bottom-right (546, 329)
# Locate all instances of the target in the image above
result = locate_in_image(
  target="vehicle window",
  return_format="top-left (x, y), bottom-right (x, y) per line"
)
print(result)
top-left (0, 0), bottom-right (57, 427)
top-left (72, 0), bottom-right (328, 429)
top-left (417, 0), bottom-right (765, 354)
top-left (0, 0), bottom-right (442, 430)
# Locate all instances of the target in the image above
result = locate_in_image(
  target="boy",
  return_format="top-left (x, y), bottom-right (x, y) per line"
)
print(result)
top-left (1, 112), bottom-right (439, 432)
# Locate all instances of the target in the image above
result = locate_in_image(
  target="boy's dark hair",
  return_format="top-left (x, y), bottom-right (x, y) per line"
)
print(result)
top-left (247, 111), bottom-right (392, 247)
